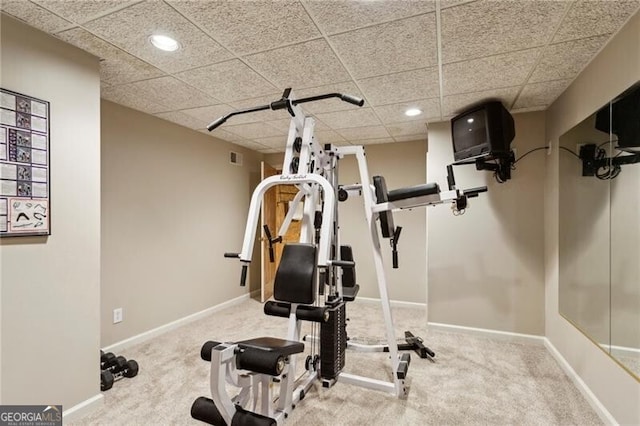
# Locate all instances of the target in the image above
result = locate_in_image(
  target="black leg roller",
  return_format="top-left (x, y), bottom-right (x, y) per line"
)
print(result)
top-left (264, 301), bottom-right (329, 323)
top-left (200, 341), bottom-right (222, 362)
top-left (231, 406), bottom-right (276, 426)
top-left (191, 397), bottom-right (227, 426)
top-left (236, 348), bottom-right (285, 376)
top-left (191, 397), bottom-right (277, 426)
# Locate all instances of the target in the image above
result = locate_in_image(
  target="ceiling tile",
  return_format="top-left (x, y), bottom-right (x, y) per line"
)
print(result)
top-left (440, 0), bottom-right (477, 9)
top-left (232, 139), bottom-right (270, 151)
top-left (529, 35), bottom-right (610, 83)
top-left (513, 79), bottom-right (572, 109)
top-left (394, 134), bottom-right (428, 143)
top-left (374, 98), bottom-right (441, 124)
top-left (441, 0), bottom-right (567, 64)
top-left (182, 105), bottom-right (235, 127)
top-left (261, 118), bottom-right (294, 133)
top-left (292, 82), bottom-right (365, 114)
top-left (337, 126), bottom-right (391, 141)
top-left (257, 148), bottom-right (280, 154)
top-left (0, 0), bottom-right (72, 33)
top-left (263, 118), bottom-right (329, 133)
top-left (253, 136), bottom-right (289, 149)
top-left (83, 0), bottom-right (233, 73)
top-left (443, 48), bottom-right (541, 96)
top-left (359, 67), bottom-right (440, 106)
top-left (302, 0), bottom-right (434, 35)
top-left (167, 0), bottom-right (320, 55)
top-left (386, 121), bottom-right (428, 137)
top-left (258, 148), bottom-right (284, 154)
top-left (175, 60), bottom-right (278, 103)
top-left (154, 110), bottom-right (208, 129)
top-left (200, 128), bottom-right (244, 142)
top-left (244, 39), bottom-right (350, 89)
top-left (330, 14), bottom-right (437, 79)
top-left (56, 27), bottom-right (164, 85)
top-left (315, 108), bottom-right (381, 130)
top-left (314, 130), bottom-right (347, 144)
top-left (553, 1), bottom-right (640, 43)
top-left (355, 137), bottom-right (396, 145)
top-left (33, 0), bottom-right (140, 24)
top-left (441, 86), bottom-right (520, 117)
top-left (101, 85), bottom-right (166, 114)
top-left (124, 76), bottom-right (217, 111)
top-left (225, 122), bottom-right (286, 140)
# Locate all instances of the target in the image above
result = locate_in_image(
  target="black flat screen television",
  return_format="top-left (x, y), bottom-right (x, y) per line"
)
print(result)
top-left (451, 101), bottom-right (515, 161)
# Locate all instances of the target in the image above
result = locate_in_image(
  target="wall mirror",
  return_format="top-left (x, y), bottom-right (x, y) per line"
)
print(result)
top-left (559, 81), bottom-right (640, 379)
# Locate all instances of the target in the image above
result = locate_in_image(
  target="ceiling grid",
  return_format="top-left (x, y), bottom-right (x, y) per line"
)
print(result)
top-left (1, 0), bottom-right (638, 153)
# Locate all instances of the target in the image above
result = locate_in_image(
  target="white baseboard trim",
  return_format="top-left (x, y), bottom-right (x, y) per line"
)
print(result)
top-left (102, 293), bottom-right (250, 353)
top-left (428, 322), bottom-right (545, 345)
top-left (544, 339), bottom-right (617, 426)
top-left (63, 394), bottom-right (103, 422)
top-left (354, 296), bottom-right (426, 309)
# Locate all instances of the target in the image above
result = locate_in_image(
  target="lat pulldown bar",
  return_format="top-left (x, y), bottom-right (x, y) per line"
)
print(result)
top-left (207, 88), bottom-right (364, 131)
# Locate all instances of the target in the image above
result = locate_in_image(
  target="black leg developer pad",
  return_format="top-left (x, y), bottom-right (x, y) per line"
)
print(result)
top-left (191, 397), bottom-right (226, 426)
top-left (191, 397), bottom-right (277, 426)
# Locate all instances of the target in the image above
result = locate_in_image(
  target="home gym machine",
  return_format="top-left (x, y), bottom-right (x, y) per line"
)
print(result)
top-left (191, 89), bottom-right (486, 425)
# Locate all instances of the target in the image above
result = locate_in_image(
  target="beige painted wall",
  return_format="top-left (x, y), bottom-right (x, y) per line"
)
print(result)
top-left (0, 15), bottom-right (101, 408)
top-left (545, 9), bottom-right (640, 425)
top-left (426, 112), bottom-right (546, 335)
top-left (101, 101), bottom-right (262, 346)
top-left (265, 139), bottom-right (428, 303)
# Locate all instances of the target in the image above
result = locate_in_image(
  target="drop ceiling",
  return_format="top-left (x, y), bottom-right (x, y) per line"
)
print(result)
top-left (2, 0), bottom-right (639, 153)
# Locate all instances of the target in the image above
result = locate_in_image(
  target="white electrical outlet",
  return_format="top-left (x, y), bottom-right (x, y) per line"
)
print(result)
top-left (113, 308), bottom-right (123, 324)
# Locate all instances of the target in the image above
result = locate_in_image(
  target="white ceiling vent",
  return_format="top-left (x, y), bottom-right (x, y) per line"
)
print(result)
top-left (230, 151), bottom-right (243, 166)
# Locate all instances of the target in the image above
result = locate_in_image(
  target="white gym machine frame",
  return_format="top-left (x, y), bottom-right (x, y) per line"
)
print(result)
top-left (195, 88), bottom-right (486, 424)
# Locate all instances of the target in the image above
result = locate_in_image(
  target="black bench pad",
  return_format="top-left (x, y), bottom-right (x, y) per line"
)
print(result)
top-left (237, 337), bottom-right (304, 356)
top-left (387, 183), bottom-right (440, 202)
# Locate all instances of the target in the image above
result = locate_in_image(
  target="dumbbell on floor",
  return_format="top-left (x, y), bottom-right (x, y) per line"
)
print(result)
top-left (101, 359), bottom-right (139, 391)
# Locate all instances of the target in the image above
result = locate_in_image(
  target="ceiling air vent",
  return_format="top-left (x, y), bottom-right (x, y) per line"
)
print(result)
top-left (230, 151), bottom-right (243, 166)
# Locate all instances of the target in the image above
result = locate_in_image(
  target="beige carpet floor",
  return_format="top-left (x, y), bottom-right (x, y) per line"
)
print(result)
top-left (72, 298), bottom-right (603, 425)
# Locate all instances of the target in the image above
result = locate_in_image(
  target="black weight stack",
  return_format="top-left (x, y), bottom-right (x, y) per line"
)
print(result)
top-left (320, 299), bottom-right (347, 380)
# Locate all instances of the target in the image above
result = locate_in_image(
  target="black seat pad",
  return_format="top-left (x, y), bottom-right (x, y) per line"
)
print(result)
top-left (237, 337), bottom-right (304, 356)
top-left (387, 183), bottom-right (440, 202)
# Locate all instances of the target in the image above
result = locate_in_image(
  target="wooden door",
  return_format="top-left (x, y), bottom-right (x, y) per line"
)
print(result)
top-left (274, 185), bottom-right (302, 262)
top-left (261, 162), bottom-right (278, 302)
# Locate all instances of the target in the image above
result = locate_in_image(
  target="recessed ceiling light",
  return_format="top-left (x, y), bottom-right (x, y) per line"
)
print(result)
top-left (149, 34), bottom-right (180, 52)
top-left (467, 118), bottom-right (474, 123)
top-left (405, 108), bottom-right (422, 117)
